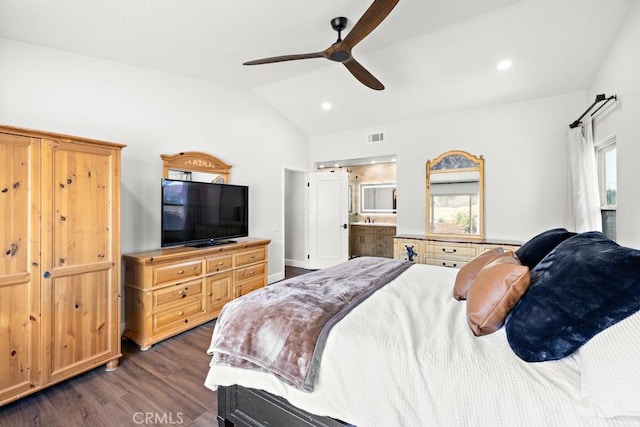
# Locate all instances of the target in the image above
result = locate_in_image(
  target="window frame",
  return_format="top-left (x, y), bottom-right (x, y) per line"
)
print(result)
top-left (594, 134), bottom-right (617, 209)
top-left (594, 134), bottom-right (616, 240)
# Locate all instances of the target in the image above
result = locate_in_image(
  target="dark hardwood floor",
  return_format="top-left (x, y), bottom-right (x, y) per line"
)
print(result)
top-left (0, 266), bottom-right (312, 427)
top-left (0, 322), bottom-right (218, 427)
top-left (284, 265), bottom-right (315, 278)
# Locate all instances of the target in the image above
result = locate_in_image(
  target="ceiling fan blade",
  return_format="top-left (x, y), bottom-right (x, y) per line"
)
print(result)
top-left (343, 58), bottom-right (385, 90)
top-left (342, 0), bottom-right (399, 50)
top-left (244, 52), bottom-right (325, 65)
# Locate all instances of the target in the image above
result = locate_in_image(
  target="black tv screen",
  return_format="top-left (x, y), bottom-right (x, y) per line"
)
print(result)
top-left (161, 178), bottom-right (249, 247)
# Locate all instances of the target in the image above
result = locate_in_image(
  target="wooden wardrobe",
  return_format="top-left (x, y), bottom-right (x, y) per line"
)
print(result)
top-left (0, 125), bottom-right (125, 406)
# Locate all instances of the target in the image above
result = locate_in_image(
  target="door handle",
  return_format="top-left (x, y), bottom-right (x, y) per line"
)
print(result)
top-left (342, 224), bottom-right (348, 229)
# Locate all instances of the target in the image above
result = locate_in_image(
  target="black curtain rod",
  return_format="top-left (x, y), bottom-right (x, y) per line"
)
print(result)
top-left (569, 93), bottom-right (617, 128)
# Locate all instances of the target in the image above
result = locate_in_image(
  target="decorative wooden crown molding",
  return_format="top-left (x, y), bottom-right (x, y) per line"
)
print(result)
top-left (161, 151), bottom-right (232, 182)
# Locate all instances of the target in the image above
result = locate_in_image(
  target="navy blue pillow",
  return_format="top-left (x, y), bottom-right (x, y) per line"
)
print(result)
top-left (515, 228), bottom-right (576, 269)
top-left (506, 231), bottom-right (640, 362)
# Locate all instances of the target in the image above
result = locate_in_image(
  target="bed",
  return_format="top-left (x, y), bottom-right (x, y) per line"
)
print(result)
top-left (205, 230), bottom-right (640, 426)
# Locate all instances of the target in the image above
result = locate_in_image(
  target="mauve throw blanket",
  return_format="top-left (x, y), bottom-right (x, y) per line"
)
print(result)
top-left (208, 256), bottom-right (413, 391)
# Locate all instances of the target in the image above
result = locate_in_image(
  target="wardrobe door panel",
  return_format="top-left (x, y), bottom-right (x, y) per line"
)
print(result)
top-left (0, 133), bottom-right (40, 403)
top-left (41, 140), bottom-right (120, 382)
top-left (49, 271), bottom-right (111, 379)
top-left (50, 144), bottom-right (112, 266)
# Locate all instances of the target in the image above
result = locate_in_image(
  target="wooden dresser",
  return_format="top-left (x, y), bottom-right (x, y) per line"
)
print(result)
top-left (394, 235), bottom-right (520, 268)
top-left (123, 237), bottom-right (270, 350)
top-left (0, 126), bottom-right (124, 406)
top-left (350, 224), bottom-right (397, 258)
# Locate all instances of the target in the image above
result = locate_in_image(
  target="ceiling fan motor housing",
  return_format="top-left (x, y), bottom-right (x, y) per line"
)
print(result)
top-left (331, 16), bottom-right (348, 32)
top-left (330, 51), bottom-right (350, 62)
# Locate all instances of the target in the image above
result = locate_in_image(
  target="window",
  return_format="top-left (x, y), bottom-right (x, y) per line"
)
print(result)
top-left (595, 135), bottom-right (616, 240)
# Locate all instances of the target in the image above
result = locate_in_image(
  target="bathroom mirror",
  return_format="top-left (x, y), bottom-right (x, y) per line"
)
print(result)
top-left (426, 150), bottom-right (484, 240)
top-left (361, 183), bottom-right (397, 214)
top-left (161, 151), bottom-right (232, 183)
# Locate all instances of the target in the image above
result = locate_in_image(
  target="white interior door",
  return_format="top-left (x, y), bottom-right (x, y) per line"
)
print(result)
top-left (307, 172), bottom-right (349, 269)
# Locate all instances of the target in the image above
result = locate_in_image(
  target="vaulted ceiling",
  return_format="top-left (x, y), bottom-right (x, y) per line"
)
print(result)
top-left (0, 0), bottom-right (633, 135)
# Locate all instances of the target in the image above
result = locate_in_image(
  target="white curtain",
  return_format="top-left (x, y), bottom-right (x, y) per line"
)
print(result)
top-left (566, 119), bottom-right (602, 232)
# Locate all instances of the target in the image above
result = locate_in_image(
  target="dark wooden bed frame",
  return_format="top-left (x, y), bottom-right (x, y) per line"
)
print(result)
top-left (217, 384), bottom-right (352, 427)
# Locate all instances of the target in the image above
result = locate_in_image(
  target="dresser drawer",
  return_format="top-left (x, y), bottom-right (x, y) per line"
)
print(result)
top-left (235, 263), bottom-right (266, 282)
top-left (153, 279), bottom-right (202, 309)
top-left (235, 277), bottom-right (265, 298)
top-left (424, 257), bottom-right (466, 269)
top-left (395, 240), bottom-right (423, 262)
top-left (153, 260), bottom-right (202, 286)
top-left (206, 254), bottom-right (233, 273)
top-left (425, 242), bottom-right (478, 260)
top-left (153, 298), bottom-right (205, 334)
top-left (235, 248), bottom-right (266, 267)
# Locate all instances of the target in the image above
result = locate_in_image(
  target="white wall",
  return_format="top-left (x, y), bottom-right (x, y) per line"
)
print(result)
top-left (0, 39), bottom-right (310, 281)
top-left (587, 0), bottom-right (640, 249)
top-left (310, 92), bottom-right (586, 243)
top-left (284, 169), bottom-right (307, 266)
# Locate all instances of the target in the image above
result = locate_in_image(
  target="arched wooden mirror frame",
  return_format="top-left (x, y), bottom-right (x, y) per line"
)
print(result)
top-left (161, 151), bottom-right (232, 183)
top-left (426, 150), bottom-right (485, 240)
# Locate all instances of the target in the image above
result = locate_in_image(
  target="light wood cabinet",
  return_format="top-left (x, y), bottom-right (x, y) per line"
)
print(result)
top-left (350, 224), bottom-right (396, 258)
top-left (0, 125), bottom-right (124, 406)
top-left (394, 235), bottom-right (520, 268)
top-left (123, 238), bottom-right (270, 350)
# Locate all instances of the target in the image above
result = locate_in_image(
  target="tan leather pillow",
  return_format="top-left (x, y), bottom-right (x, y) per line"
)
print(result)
top-left (453, 247), bottom-right (504, 300)
top-left (466, 252), bottom-right (530, 336)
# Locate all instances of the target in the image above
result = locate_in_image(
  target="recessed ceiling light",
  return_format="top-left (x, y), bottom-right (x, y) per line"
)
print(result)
top-left (321, 102), bottom-right (332, 110)
top-left (497, 59), bottom-right (512, 71)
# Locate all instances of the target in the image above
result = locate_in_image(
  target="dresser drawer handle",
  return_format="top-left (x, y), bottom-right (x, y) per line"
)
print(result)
top-left (442, 248), bottom-right (457, 253)
top-left (218, 261), bottom-right (224, 266)
top-left (178, 311), bottom-right (184, 316)
top-left (250, 255), bottom-right (256, 259)
top-left (249, 270), bottom-right (254, 275)
top-left (441, 262), bottom-right (458, 268)
top-left (177, 269), bottom-right (184, 274)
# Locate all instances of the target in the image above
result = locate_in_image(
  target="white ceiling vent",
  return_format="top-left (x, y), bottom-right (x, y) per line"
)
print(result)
top-left (367, 132), bottom-right (385, 144)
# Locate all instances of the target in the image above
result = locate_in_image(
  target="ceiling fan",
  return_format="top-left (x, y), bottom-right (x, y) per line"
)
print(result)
top-left (243, 0), bottom-right (400, 90)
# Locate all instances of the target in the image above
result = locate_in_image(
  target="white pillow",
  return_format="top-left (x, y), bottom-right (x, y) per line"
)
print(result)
top-left (577, 310), bottom-right (640, 417)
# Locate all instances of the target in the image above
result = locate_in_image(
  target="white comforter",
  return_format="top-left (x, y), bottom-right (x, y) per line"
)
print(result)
top-left (205, 264), bottom-right (637, 427)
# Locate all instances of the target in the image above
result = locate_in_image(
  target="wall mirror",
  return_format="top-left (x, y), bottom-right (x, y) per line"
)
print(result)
top-left (361, 183), bottom-right (397, 214)
top-left (161, 151), bottom-right (232, 183)
top-left (426, 150), bottom-right (484, 240)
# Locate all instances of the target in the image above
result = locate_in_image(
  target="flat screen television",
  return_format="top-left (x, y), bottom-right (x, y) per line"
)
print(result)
top-left (161, 178), bottom-right (249, 248)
